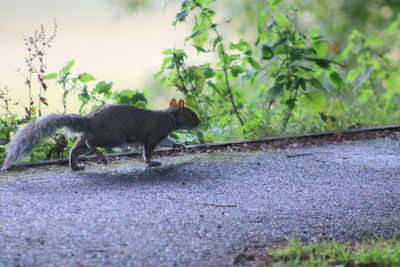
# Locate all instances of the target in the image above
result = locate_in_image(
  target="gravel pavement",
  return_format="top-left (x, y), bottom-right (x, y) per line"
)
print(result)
top-left (0, 138), bottom-right (399, 266)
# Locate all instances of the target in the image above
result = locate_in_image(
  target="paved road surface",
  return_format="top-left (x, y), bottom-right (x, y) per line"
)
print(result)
top-left (1, 138), bottom-right (399, 266)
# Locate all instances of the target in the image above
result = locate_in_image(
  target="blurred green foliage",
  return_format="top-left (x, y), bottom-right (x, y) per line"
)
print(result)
top-left (155, 0), bottom-right (400, 142)
top-left (113, 0), bottom-right (400, 43)
top-left (1, 0), bottom-right (400, 164)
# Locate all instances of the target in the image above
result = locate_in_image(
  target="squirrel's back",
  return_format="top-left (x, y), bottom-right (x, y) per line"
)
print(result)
top-left (85, 104), bottom-right (174, 147)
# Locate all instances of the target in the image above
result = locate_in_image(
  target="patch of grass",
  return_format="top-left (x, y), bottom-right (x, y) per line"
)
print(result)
top-left (266, 237), bottom-right (400, 266)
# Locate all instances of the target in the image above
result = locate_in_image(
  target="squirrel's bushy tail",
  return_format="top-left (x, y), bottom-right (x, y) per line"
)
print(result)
top-left (1, 114), bottom-right (90, 171)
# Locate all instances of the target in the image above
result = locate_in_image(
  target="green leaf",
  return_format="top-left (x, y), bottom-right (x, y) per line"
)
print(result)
top-left (113, 89), bottom-right (133, 104)
top-left (230, 65), bottom-right (246, 77)
top-left (307, 58), bottom-right (331, 69)
top-left (181, 0), bottom-right (190, 8)
top-left (310, 78), bottom-right (327, 91)
top-left (43, 72), bottom-right (58, 80)
top-left (346, 69), bottom-right (360, 83)
top-left (163, 49), bottom-right (173, 55)
top-left (130, 92), bottom-right (147, 105)
top-left (191, 26), bottom-right (208, 47)
top-left (63, 60), bottom-right (75, 73)
top-left (229, 40), bottom-right (251, 52)
top-left (193, 45), bottom-right (207, 53)
top-left (78, 73), bottom-right (96, 83)
top-left (160, 57), bottom-right (173, 72)
top-left (199, 0), bottom-right (216, 6)
top-left (266, 83), bottom-right (284, 102)
top-left (305, 48), bottom-right (317, 56)
top-left (312, 40), bottom-right (329, 58)
top-left (93, 81), bottom-right (113, 95)
top-left (188, 66), bottom-right (205, 93)
top-left (188, 29), bottom-right (204, 39)
top-left (309, 28), bottom-right (321, 39)
top-left (78, 85), bottom-right (90, 100)
top-left (247, 57), bottom-right (261, 70)
top-left (229, 54), bottom-right (241, 63)
top-left (272, 35), bottom-right (289, 50)
top-left (200, 7), bottom-right (216, 22)
top-left (303, 91), bottom-right (326, 111)
top-left (366, 36), bottom-right (385, 47)
top-left (176, 10), bottom-right (189, 23)
top-left (173, 49), bottom-right (186, 60)
top-left (258, 11), bottom-right (268, 34)
top-left (329, 72), bottom-right (345, 88)
top-left (316, 60), bottom-right (331, 69)
top-left (203, 67), bottom-right (215, 79)
top-left (270, 0), bottom-right (283, 6)
top-left (275, 13), bottom-right (290, 28)
top-left (387, 20), bottom-right (400, 35)
top-left (295, 78), bottom-right (307, 91)
top-left (207, 81), bottom-right (219, 91)
top-left (298, 65), bottom-right (314, 72)
top-left (353, 65), bottom-right (372, 90)
top-left (261, 44), bottom-right (274, 60)
top-left (213, 36), bottom-right (222, 50)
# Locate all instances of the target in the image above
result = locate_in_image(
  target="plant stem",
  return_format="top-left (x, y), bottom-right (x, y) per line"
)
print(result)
top-left (173, 55), bottom-right (189, 95)
top-left (282, 87), bottom-right (299, 130)
top-left (175, 57), bottom-right (206, 144)
top-left (27, 43), bottom-right (33, 119)
top-left (62, 77), bottom-right (67, 113)
top-left (200, 5), bottom-right (244, 126)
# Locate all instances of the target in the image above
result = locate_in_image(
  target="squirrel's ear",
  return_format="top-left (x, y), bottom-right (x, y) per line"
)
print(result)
top-left (178, 99), bottom-right (185, 109)
top-left (170, 98), bottom-right (178, 108)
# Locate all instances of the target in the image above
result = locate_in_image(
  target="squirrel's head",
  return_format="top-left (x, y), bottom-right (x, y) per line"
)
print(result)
top-left (169, 98), bottom-right (200, 130)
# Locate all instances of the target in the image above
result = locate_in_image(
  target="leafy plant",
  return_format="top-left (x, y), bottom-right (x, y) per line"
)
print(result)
top-left (254, 3), bottom-right (344, 131)
top-left (2, 57), bottom-right (149, 163)
top-left (0, 85), bottom-right (22, 162)
top-left (17, 20), bottom-right (57, 119)
top-left (156, 0), bottom-right (348, 141)
top-left (44, 60), bottom-right (148, 113)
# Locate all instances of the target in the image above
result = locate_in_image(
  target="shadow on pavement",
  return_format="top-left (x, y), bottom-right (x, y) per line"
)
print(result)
top-left (76, 161), bottom-right (205, 188)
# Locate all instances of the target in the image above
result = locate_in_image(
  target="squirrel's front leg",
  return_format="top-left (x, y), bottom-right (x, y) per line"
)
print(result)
top-left (144, 142), bottom-right (161, 167)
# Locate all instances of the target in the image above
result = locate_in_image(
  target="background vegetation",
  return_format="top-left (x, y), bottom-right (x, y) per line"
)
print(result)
top-left (0, 0), bottom-right (399, 163)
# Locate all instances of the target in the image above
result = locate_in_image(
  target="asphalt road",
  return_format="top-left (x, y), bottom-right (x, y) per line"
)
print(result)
top-left (0, 138), bottom-right (399, 266)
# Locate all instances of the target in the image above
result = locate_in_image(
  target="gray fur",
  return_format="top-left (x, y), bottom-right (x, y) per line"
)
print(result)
top-left (2, 101), bottom-right (200, 171)
top-left (1, 114), bottom-right (89, 171)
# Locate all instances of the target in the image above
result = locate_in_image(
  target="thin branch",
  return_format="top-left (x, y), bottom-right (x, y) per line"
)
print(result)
top-left (173, 54), bottom-right (189, 95)
top-left (199, 5), bottom-right (244, 126)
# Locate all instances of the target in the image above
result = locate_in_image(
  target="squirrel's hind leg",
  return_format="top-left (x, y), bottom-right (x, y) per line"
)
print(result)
top-left (69, 137), bottom-right (90, 171)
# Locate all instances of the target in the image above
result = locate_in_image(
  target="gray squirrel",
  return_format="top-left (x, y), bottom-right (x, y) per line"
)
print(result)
top-left (1, 98), bottom-right (200, 171)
